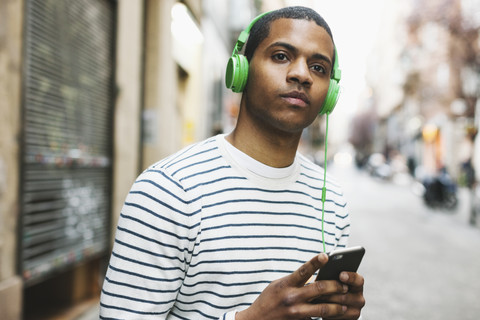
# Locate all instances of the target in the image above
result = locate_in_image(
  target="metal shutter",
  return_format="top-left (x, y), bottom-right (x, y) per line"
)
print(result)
top-left (20, 0), bottom-right (116, 286)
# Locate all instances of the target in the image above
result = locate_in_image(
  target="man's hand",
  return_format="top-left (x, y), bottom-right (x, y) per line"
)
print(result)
top-left (235, 253), bottom-right (363, 320)
top-left (321, 271), bottom-right (365, 319)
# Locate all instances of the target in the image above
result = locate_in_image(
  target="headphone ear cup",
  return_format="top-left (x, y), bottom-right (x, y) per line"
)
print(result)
top-left (225, 55), bottom-right (237, 90)
top-left (225, 54), bottom-right (249, 93)
top-left (319, 79), bottom-right (340, 115)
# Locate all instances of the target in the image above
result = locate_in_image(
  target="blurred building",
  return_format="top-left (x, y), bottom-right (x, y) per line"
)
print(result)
top-left (0, 0), bottom-right (263, 318)
top-left (356, 0), bottom-right (480, 182)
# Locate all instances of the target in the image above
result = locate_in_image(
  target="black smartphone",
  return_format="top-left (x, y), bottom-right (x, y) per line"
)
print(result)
top-left (315, 246), bottom-right (365, 281)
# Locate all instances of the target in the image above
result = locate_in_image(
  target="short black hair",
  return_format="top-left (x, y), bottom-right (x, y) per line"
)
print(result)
top-left (244, 6), bottom-right (334, 62)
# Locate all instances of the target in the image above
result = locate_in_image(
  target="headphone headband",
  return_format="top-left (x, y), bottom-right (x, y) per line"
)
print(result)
top-left (232, 12), bottom-right (270, 56)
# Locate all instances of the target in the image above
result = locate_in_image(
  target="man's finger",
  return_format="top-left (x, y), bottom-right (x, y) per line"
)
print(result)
top-left (310, 302), bottom-right (347, 319)
top-left (339, 272), bottom-right (364, 292)
top-left (322, 303), bottom-right (363, 320)
top-left (305, 279), bottom-right (348, 304)
top-left (321, 292), bottom-right (366, 309)
top-left (290, 253), bottom-right (329, 286)
top-left (287, 301), bottom-right (347, 319)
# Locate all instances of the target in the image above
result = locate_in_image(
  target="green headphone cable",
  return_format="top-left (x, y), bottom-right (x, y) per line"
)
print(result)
top-left (321, 113), bottom-right (330, 253)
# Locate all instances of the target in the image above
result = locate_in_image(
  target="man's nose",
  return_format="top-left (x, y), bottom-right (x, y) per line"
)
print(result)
top-left (287, 59), bottom-right (312, 87)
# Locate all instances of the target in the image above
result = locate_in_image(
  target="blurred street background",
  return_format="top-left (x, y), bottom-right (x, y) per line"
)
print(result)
top-left (330, 154), bottom-right (480, 320)
top-left (1, 0), bottom-right (479, 319)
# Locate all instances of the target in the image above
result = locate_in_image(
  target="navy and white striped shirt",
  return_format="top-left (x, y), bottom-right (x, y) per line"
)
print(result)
top-left (100, 134), bottom-right (350, 319)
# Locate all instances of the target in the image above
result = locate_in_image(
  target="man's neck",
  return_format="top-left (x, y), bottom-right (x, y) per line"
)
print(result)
top-left (225, 123), bottom-right (301, 168)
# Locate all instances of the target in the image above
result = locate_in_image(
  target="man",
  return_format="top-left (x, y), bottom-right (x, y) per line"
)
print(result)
top-left (100, 6), bottom-right (365, 320)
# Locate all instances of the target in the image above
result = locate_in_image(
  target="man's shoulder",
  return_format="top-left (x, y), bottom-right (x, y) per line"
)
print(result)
top-left (297, 153), bottom-right (344, 192)
top-left (151, 135), bottom-right (218, 166)
top-left (143, 135), bottom-right (226, 182)
top-left (297, 153), bottom-right (325, 176)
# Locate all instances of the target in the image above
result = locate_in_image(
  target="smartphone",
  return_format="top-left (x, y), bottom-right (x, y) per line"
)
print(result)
top-left (315, 246), bottom-right (365, 281)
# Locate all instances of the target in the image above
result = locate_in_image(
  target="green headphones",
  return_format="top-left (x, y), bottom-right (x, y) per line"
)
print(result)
top-left (225, 12), bottom-right (342, 115)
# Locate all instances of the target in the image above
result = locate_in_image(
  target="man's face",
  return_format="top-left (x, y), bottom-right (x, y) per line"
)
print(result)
top-left (243, 18), bottom-right (335, 135)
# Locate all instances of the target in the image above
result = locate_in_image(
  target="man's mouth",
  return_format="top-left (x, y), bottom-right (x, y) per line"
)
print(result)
top-left (280, 91), bottom-right (310, 107)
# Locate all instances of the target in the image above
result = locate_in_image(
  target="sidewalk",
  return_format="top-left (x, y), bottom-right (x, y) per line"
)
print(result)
top-left (364, 166), bottom-right (480, 230)
top-left (447, 186), bottom-right (480, 228)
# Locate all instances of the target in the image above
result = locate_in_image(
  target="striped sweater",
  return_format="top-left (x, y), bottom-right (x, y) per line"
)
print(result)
top-left (100, 134), bottom-right (350, 319)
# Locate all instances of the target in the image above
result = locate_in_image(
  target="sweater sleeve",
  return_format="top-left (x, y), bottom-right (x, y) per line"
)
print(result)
top-left (100, 167), bottom-right (200, 319)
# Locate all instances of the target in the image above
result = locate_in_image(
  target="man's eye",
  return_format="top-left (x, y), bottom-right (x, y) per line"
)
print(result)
top-left (311, 65), bottom-right (326, 73)
top-left (273, 53), bottom-right (288, 61)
